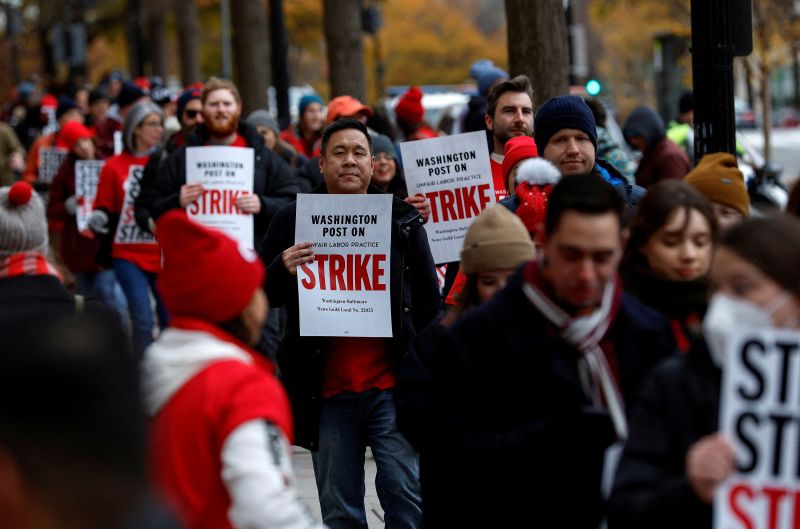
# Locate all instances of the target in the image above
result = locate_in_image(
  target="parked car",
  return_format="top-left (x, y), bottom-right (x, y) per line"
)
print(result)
top-left (735, 97), bottom-right (757, 129)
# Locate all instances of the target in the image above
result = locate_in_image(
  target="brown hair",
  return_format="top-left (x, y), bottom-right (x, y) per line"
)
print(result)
top-left (202, 77), bottom-right (241, 105)
top-left (486, 75), bottom-right (534, 119)
top-left (720, 214), bottom-right (800, 296)
top-left (441, 274), bottom-right (482, 326)
top-left (624, 179), bottom-right (718, 266)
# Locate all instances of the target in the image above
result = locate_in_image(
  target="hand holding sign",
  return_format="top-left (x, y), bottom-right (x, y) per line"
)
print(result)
top-left (405, 194), bottom-right (430, 223)
top-left (282, 241), bottom-right (314, 276)
top-left (235, 193), bottom-right (261, 214)
top-left (687, 433), bottom-right (735, 504)
top-left (180, 183), bottom-right (205, 207)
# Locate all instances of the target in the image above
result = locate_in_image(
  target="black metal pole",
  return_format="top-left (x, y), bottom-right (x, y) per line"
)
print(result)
top-left (691, 0), bottom-right (746, 157)
top-left (270, 0), bottom-right (291, 130)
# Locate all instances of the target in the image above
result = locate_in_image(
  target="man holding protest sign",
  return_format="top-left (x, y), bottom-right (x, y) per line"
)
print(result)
top-left (404, 174), bottom-right (675, 528)
top-left (609, 215), bottom-right (800, 529)
top-left (261, 118), bottom-right (440, 529)
top-left (148, 78), bottom-right (297, 248)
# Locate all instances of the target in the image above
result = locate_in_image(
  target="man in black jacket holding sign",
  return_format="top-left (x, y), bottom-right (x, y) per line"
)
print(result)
top-left (146, 77), bottom-right (297, 246)
top-left (260, 118), bottom-right (440, 529)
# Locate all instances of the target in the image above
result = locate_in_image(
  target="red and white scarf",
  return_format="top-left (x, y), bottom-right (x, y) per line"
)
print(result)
top-left (522, 260), bottom-right (628, 440)
top-left (0, 251), bottom-right (61, 280)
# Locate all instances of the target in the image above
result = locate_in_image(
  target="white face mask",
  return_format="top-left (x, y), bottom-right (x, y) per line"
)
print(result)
top-left (702, 294), bottom-right (774, 367)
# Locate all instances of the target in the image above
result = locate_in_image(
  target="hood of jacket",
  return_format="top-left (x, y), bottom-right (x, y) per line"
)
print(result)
top-left (622, 106), bottom-right (665, 149)
top-left (141, 327), bottom-right (253, 416)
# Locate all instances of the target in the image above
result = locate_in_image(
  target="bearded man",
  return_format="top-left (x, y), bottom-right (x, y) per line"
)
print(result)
top-left (149, 77), bottom-right (297, 246)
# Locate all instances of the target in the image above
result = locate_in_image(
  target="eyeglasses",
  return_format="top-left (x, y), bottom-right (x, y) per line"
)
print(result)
top-left (141, 120), bottom-right (164, 128)
top-left (184, 109), bottom-right (200, 119)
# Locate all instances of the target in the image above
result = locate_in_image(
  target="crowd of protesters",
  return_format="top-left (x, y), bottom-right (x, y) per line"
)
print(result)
top-left (2, 62), bottom-right (800, 529)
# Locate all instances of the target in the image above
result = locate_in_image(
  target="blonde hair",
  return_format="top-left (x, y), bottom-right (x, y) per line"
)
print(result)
top-left (202, 77), bottom-right (241, 105)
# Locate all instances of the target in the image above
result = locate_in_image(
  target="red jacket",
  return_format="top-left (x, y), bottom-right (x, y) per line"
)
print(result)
top-left (146, 319), bottom-right (293, 529)
top-left (47, 154), bottom-right (103, 274)
top-left (279, 125), bottom-right (320, 158)
top-left (93, 152), bottom-right (161, 272)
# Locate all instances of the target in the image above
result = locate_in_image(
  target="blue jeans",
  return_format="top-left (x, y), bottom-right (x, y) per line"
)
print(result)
top-left (74, 269), bottom-right (129, 321)
top-left (112, 258), bottom-right (168, 358)
top-left (312, 389), bottom-right (422, 529)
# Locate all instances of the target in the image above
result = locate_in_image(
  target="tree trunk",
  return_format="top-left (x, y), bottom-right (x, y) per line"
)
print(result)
top-left (173, 0), bottom-right (201, 85)
top-left (145, 0), bottom-right (168, 78)
top-left (231, 0), bottom-right (271, 114)
top-left (760, 65), bottom-right (772, 164)
top-left (505, 0), bottom-right (569, 108)
top-left (323, 0), bottom-right (365, 101)
top-left (126, 0), bottom-right (144, 77)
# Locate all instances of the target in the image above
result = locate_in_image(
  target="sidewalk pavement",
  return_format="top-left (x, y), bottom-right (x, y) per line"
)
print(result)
top-left (293, 447), bottom-right (384, 528)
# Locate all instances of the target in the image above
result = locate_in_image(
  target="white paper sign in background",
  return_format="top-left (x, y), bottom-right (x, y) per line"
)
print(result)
top-left (185, 146), bottom-right (255, 248)
top-left (400, 131), bottom-right (495, 264)
top-left (295, 193), bottom-right (393, 337)
top-left (74, 160), bottom-right (105, 232)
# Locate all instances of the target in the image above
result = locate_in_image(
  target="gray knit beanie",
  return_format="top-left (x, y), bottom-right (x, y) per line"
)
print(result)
top-left (124, 101), bottom-right (163, 154)
top-left (246, 110), bottom-right (281, 136)
top-left (0, 182), bottom-right (48, 258)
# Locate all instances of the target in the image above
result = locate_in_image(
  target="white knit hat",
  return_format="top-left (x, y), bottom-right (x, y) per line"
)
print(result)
top-left (0, 182), bottom-right (48, 258)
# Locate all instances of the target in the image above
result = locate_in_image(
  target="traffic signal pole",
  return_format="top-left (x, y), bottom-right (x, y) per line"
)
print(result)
top-left (690, 0), bottom-right (752, 158)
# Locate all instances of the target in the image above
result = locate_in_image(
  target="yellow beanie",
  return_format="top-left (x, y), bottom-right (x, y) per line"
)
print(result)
top-left (460, 205), bottom-right (535, 274)
top-left (684, 152), bottom-right (749, 217)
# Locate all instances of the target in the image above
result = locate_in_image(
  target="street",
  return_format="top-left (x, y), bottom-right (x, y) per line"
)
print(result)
top-left (739, 128), bottom-right (800, 189)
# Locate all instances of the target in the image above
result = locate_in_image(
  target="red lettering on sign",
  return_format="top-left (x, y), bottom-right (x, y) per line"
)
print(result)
top-left (299, 254), bottom-right (387, 291)
top-left (730, 483), bottom-right (756, 529)
top-left (425, 184), bottom-right (492, 223)
top-left (190, 189), bottom-right (247, 215)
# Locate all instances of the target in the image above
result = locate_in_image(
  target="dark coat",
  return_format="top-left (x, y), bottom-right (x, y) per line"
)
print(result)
top-left (148, 122), bottom-right (298, 245)
top-left (623, 106), bottom-right (692, 188)
top-left (608, 343), bottom-right (719, 529)
top-left (396, 268), bottom-right (677, 528)
top-left (259, 184), bottom-right (442, 450)
top-left (134, 129), bottom-right (190, 233)
top-left (0, 274), bottom-right (120, 344)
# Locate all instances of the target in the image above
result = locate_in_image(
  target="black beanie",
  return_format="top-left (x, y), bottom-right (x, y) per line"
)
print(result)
top-left (534, 95), bottom-right (597, 152)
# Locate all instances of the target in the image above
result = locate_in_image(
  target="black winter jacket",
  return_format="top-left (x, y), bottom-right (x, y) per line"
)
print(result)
top-left (147, 122), bottom-right (298, 245)
top-left (608, 342), bottom-right (719, 529)
top-left (396, 268), bottom-right (677, 528)
top-left (259, 184), bottom-right (442, 450)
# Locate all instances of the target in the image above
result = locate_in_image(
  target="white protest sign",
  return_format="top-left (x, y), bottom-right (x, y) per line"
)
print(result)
top-left (74, 160), bottom-right (105, 232)
top-left (38, 146), bottom-right (68, 185)
top-left (295, 193), bottom-right (393, 337)
top-left (399, 131), bottom-right (495, 264)
top-left (715, 327), bottom-right (800, 529)
top-left (185, 146), bottom-right (255, 248)
top-left (114, 164), bottom-right (156, 245)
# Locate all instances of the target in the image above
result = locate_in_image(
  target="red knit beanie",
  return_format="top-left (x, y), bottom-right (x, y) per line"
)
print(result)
top-left (395, 86), bottom-right (425, 124)
top-left (155, 210), bottom-right (265, 323)
top-left (57, 121), bottom-right (94, 152)
top-left (502, 136), bottom-right (538, 183)
top-left (514, 158), bottom-right (561, 234)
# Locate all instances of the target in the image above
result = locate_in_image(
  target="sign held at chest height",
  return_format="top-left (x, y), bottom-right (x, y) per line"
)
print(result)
top-left (185, 146), bottom-right (255, 248)
top-left (295, 194), bottom-right (393, 338)
top-left (74, 160), bottom-right (105, 232)
top-left (715, 327), bottom-right (800, 529)
top-left (400, 131), bottom-right (495, 264)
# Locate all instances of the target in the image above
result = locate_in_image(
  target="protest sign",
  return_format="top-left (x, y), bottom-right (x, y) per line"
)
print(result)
top-left (295, 193), bottom-right (393, 337)
top-left (114, 164), bottom-right (156, 245)
top-left (37, 146), bottom-right (68, 185)
top-left (715, 327), bottom-right (800, 529)
top-left (400, 131), bottom-right (495, 264)
top-left (74, 160), bottom-right (105, 232)
top-left (185, 146), bottom-right (255, 248)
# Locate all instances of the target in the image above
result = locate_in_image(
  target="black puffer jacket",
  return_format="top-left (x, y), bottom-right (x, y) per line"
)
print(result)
top-left (259, 184), bottom-right (442, 450)
top-left (148, 122), bottom-right (298, 245)
top-left (608, 342), bottom-right (720, 529)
